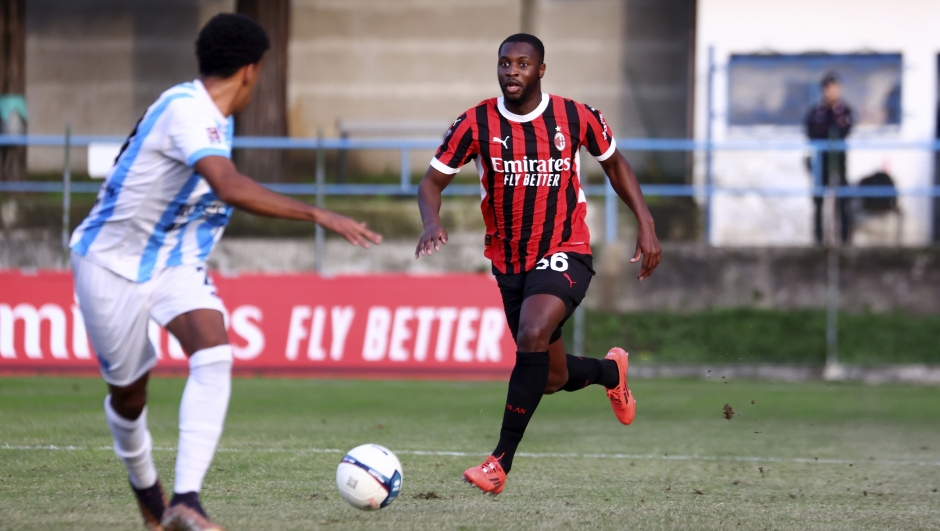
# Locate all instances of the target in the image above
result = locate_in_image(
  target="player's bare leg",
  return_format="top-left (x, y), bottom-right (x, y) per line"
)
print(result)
top-left (165, 308), bottom-right (229, 355)
top-left (107, 373), bottom-right (167, 531)
top-left (545, 326), bottom-right (633, 422)
top-left (515, 294), bottom-right (568, 352)
top-left (465, 295), bottom-right (562, 494)
top-left (160, 309), bottom-right (230, 531)
top-left (465, 294), bottom-right (629, 493)
top-left (516, 296), bottom-right (623, 396)
top-left (465, 295), bottom-right (564, 494)
top-left (109, 373), bottom-right (150, 420)
top-left (543, 321), bottom-right (634, 424)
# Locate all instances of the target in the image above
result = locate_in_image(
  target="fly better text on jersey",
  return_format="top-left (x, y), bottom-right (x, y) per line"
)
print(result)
top-left (491, 156), bottom-right (571, 187)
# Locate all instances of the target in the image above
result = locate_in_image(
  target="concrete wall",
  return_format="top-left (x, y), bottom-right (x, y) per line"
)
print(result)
top-left (621, 0), bottom-right (696, 179)
top-left (590, 242), bottom-right (940, 315)
top-left (23, 0), bottom-right (633, 176)
top-left (694, 0), bottom-right (940, 246)
top-left (21, 0), bottom-right (704, 186)
top-left (287, 0), bottom-right (628, 178)
top-left (25, 0), bottom-right (232, 172)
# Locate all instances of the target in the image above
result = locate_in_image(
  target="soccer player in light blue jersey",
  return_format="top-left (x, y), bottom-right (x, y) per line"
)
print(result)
top-left (70, 14), bottom-right (381, 531)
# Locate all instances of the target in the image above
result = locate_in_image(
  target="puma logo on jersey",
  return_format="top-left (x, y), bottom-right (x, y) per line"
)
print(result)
top-left (492, 136), bottom-right (509, 149)
top-left (563, 273), bottom-right (577, 288)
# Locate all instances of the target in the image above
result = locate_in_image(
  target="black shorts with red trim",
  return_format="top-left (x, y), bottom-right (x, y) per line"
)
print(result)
top-left (493, 251), bottom-right (595, 346)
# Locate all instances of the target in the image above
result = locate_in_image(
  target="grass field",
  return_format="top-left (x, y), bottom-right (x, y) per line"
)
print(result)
top-left (1, 376), bottom-right (939, 530)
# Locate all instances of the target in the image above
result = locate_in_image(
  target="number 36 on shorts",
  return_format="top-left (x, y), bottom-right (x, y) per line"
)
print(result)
top-left (536, 252), bottom-right (569, 272)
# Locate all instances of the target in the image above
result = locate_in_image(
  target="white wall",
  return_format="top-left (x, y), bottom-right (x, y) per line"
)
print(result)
top-left (694, 0), bottom-right (940, 246)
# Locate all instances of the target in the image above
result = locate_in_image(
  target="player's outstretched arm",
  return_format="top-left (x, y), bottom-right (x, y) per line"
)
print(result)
top-left (194, 156), bottom-right (382, 248)
top-left (415, 166), bottom-right (456, 258)
top-left (599, 151), bottom-right (661, 280)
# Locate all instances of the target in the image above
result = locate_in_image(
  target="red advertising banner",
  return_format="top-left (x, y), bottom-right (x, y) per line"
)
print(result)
top-left (0, 271), bottom-right (516, 380)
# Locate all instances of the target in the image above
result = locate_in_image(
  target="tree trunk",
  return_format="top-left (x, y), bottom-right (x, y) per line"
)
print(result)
top-left (0, 0), bottom-right (26, 182)
top-left (235, 0), bottom-right (289, 182)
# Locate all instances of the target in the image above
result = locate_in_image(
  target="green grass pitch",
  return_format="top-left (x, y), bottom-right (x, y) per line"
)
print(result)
top-left (1, 376), bottom-right (939, 530)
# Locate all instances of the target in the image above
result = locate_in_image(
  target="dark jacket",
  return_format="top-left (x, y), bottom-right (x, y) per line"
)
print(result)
top-left (805, 101), bottom-right (854, 140)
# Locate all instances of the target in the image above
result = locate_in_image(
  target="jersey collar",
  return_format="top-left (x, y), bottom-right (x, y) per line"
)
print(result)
top-left (194, 79), bottom-right (228, 123)
top-left (497, 93), bottom-right (549, 123)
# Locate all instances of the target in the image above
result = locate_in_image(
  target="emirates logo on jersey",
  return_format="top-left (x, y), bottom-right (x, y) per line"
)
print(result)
top-left (554, 131), bottom-right (566, 151)
top-left (491, 156), bottom-right (571, 187)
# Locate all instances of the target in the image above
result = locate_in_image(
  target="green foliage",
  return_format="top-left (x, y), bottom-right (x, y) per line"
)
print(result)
top-left (226, 196), bottom-right (484, 239)
top-left (0, 192), bottom-right (487, 239)
top-left (568, 309), bottom-right (940, 365)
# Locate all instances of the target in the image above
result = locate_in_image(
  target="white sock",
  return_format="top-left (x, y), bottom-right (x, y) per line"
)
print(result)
top-left (104, 395), bottom-right (158, 489)
top-left (174, 345), bottom-right (233, 494)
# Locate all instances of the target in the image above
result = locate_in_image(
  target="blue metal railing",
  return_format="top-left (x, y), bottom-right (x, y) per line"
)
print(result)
top-left (3, 133), bottom-right (938, 199)
top-left (2, 133), bottom-right (937, 246)
top-left (2, 135), bottom-right (933, 198)
top-left (2, 180), bottom-right (934, 199)
top-left (5, 133), bottom-right (940, 151)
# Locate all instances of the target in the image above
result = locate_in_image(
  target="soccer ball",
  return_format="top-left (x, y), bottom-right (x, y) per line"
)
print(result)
top-left (336, 444), bottom-right (403, 510)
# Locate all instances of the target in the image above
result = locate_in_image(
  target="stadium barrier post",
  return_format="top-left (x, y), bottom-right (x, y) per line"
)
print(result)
top-left (812, 146), bottom-right (823, 196)
top-left (605, 179), bottom-right (617, 243)
top-left (400, 147), bottom-right (410, 191)
top-left (703, 45), bottom-right (715, 245)
top-left (315, 126), bottom-right (325, 274)
top-left (338, 129), bottom-right (348, 184)
top-left (823, 135), bottom-right (844, 381)
top-left (573, 303), bottom-right (585, 358)
top-left (590, 177), bottom-right (620, 359)
top-left (60, 124), bottom-right (71, 263)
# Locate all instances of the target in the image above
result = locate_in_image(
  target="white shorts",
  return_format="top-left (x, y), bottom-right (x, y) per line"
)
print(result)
top-left (71, 253), bottom-right (227, 386)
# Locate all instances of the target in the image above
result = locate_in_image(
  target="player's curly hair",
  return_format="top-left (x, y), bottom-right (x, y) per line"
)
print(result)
top-left (499, 33), bottom-right (545, 64)
top-left (196, 13), bottom-right (270, 78)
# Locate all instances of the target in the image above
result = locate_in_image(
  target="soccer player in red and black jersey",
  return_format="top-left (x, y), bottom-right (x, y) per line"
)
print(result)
top-left (415, 33), bottom-right (661, 495)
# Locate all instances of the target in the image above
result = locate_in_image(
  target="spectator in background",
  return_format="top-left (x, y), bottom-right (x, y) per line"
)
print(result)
top-left (806, 72), bottom-right (854, 244)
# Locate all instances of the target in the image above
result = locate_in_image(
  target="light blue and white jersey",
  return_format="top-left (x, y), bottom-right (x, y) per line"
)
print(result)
top-left (71, 80), bottom-right (235, 283)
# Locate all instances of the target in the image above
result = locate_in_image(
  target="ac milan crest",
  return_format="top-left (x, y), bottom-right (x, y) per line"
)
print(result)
top-left (553, 129), bottom-right (566, 151)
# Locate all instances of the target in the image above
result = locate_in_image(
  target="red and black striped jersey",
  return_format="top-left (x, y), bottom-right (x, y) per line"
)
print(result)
top-left (431, 93), bottom-right (616, 274)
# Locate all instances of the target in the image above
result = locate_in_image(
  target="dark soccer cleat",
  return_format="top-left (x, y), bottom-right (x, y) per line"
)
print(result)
top-left (161, 492), bottom-right (224, 531)
top-left (131, 478), bottom-right (167, 531)
top-left (605, 347), bottom-right (636, 425)
top-left (463, 455), bottom-right (507, 495)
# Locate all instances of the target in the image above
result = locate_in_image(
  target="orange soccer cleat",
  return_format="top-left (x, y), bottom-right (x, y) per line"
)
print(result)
top-left (463, 455), bottom-right (507, 495)
top-left (605, 347), bottom-right (636, 425)
top-left (161, 493), bottom-right (224, 531)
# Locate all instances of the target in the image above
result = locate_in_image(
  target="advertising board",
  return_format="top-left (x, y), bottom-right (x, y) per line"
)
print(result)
top-left (0, 271), bottom-right (515, 380)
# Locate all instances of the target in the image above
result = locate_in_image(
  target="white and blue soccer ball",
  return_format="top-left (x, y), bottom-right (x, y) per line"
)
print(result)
top-left (336, 444), bottom-right (403, 510)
